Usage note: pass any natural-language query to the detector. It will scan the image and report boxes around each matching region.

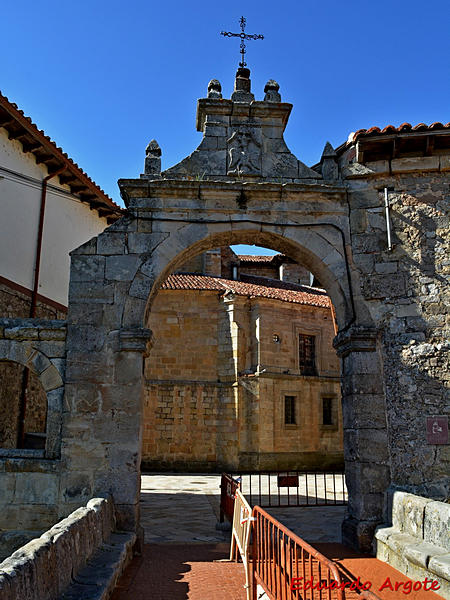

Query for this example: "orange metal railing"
[251,506,379,600]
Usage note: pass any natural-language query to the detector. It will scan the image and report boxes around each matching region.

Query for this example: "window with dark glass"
[298,334,316,375]
[322,397,333,426]
[284,396,296,425]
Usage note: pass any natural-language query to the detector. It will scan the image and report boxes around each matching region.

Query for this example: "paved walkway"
[140,473,346,544]
[111,474,445,600]
[111,543,246,600]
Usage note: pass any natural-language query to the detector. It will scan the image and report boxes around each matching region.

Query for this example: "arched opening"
[141,241,344,474]
[0,360,47,449]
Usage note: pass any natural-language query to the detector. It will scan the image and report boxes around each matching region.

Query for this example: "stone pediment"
[150,69,321,183]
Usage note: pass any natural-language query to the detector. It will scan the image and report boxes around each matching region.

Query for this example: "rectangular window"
[322,397,333,426]
[299,334,316,375]
[284,395,296,425]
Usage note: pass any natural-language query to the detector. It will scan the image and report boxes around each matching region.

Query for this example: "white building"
[0,91,122,318]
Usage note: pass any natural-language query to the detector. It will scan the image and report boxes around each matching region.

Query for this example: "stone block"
[395,303,422,317]
[374,261,398,274]
[67,324,106,353]
[71,237,97,255]
[114,353,144,385]
[391,156,439,173]
[127,231,169,255]
[352,233,383,254]
[362,273,406,299]
[429,553,450,581]
[39,364,63,391]
[0,473,16,504]
[105,254,141,282]
[440,156,450,171]
[352,252,374,273]
[97,232,127,255]
[342,394,387,429]
[344,428,390,463]
[14,473,58,504]
[392,491,431,536]
[424,501,450,549]
[404,542,448,569]
[348,188,381,209]
[345,462,390,494]
[4,327,39,341]
[342,372,385,396]
[28,350,51,375]
[36,341,66,358]
[350,209,367,234]
[367,208,386,231]
[70,256,105,282]
[60,472,93,504]
[69,282,114,304]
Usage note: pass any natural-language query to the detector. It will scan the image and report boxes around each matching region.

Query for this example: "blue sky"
[2,0,449,257]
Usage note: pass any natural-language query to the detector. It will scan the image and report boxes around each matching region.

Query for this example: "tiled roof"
[350,122,450,143]
[238,254,283,263]
[160,273,331,308]
[0,91,123,222]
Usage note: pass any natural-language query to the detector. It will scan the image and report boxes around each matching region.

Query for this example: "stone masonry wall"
[143,286,342,470]
[0,283,66,450]
[0,496,116,600]
[0,319,66,533]
[344,161,450,497]
[143,382,237,471]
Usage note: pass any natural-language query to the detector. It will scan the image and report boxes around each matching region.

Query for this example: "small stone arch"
[0,320,66,459]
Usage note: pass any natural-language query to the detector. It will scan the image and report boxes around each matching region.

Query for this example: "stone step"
[59,532,136,600]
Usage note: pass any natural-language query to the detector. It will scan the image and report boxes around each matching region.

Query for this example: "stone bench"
[374,491,449,597]
[0,497,136,600]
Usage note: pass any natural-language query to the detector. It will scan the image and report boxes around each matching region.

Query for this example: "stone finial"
[207,79,222,99]
[264,79,281,102]
[321,141,339,180]
[231,67,255,102]
[144,139,161,176]
[322,141,337,159]
[146,139,161,157]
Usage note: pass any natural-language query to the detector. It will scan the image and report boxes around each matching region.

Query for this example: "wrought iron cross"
[221,16,264,68]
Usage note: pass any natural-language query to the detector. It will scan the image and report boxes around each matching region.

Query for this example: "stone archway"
[0,322,66,460]
[63,184,390,551]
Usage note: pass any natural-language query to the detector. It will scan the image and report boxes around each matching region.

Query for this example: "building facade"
[0,93,122,450]
[143,249,342,471]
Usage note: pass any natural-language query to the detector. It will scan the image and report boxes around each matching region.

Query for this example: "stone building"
[0,93,122,451]
[143,247,342,471]
[0,65,448,575]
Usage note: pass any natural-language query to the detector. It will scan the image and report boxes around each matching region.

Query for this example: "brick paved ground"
[111,543,246,600]
[111,475,445,600]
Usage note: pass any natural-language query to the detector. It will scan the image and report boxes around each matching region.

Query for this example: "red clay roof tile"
[351,121,450,143]
[0,91,123,218]
[160,274,331,308]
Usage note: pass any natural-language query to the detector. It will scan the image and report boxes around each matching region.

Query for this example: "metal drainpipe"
[17,166,65,448]
[30,166,65,318]
[384,187,393,252]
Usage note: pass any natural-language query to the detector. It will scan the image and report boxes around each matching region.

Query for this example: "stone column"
[334,326,391,552]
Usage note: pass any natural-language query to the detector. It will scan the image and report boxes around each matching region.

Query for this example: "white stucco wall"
[0,128,110,306]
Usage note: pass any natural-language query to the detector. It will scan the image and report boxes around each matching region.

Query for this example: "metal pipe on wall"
[17,166,65,447]
[384,187,393,252]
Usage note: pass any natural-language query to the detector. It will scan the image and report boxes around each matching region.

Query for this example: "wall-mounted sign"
[426,416,448,445]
